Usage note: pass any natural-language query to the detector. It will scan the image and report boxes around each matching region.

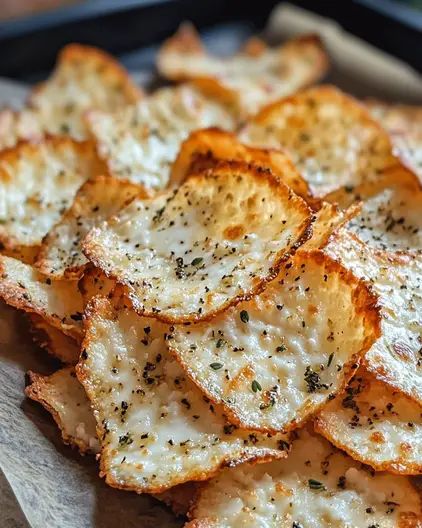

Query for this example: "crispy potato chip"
[240,85,416,199]
[169,250,380,432]
[77,296,290,493]
[326,230,422,405]
[315,368,422,475]
[29,314,80,364]
[346,184,422,253]
[78,265,116,307]
[0,256,84,340]
[186,428,422,527]
[157,24,329,117]
[170,127,311,200]
[25,367,99,454]
[83,161,312,323]
[34,175,145,279]
[0,137,104,249]
[86,85,236,189]
[367,99,422,183]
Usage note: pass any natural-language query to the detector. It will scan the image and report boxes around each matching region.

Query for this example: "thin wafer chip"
[29,314,80,364]
[367,99,422,183]
[326,229,422,405]
[157,24,329,117]
[169,250,380,432]
[170,127,311,200]
[77,296,290,493]
[0,256,84,340]
[0,137,104,250]
[186,428,422,527]
[83,161,312,323]
[240,85,416,199]
[25,367,99,454]
[315,368,422,475]
[346,184,422,253]
[78,265,116,307]
[86,85,236,189]
[35,175,145,279]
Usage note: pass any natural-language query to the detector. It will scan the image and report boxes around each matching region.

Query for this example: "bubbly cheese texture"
[326,230,422,405]
[367,100,422,184]
[187,428,422,528]
[0,256,84,340]
[170,127,310,199]
[25,367,99,454]
[35,175,144,279]
[170,250,379,432]
[83,161,312,323]
[29,314,81,365]
[240,86,412,199]
[77,297,289,493]
[86,85,236,190]
[157,25,328,117]
[315,368,422,475]
[347,185,422,253]
[0,137,103,248]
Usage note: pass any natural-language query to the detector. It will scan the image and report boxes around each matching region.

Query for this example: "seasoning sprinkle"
[240,310,249,323]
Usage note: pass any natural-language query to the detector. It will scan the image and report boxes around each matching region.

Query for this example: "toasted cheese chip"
[25,368,99,454]
[170,250,380,432]
[346,184,422,253]
[170,127,311,200]
[157,24,328,117]
[78,266,116,307]
[186,428,422,528]
[0,108,43,150]
[156,483,198,517]
[35,176,144,279]
[77,296,290,493]
[315,368,422,475]
[0,256,84,340]
[326,230,422,405]
[240,86,415,199]
[83,161,312,323]
[367,100,422,183]
[86,85,236,189]
[29,314,80,364]
[0,137,104,249]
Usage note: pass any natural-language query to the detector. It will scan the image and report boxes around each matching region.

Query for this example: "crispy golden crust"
[29,314,80,365]
[83,160,313,324]
[78,265,116,307]
[154,483,199,517]
[170,127,312,201]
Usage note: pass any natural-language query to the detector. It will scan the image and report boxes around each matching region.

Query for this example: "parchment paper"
[0,4,421,528]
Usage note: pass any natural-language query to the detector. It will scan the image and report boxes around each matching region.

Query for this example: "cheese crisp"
[77,296,290,493]
[186,428,421,528]
[170,250,380,432]
[86,85,236,189]
[157,24,329,117]
[241,86,414,200]
[83,161,312,323]
[315,368,422,475]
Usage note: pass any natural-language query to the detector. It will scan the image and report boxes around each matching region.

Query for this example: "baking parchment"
[0,4,421,528]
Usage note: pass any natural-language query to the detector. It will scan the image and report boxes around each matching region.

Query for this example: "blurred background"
[1,0,421,81]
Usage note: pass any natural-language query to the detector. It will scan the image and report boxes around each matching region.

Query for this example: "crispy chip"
[86,85,236,189]
[0,108,43,150]
[170,127,311,200]
[326,229,422,405]
[155,483,198,517]
[186,428,422,527]
[0,137,104,249]
[367,99,422,183]
[157,24,328,117]
[83,161,312,323]
[0,256,84,340]
[169,250,380,432]
[29,314,80,364]
[78,265,116,307]
[25,367,98,454]
[77,296,290,493]
[315,368,422,475]
[346,184,422,253]
[240,85,416,199]
[35,175,145,279]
